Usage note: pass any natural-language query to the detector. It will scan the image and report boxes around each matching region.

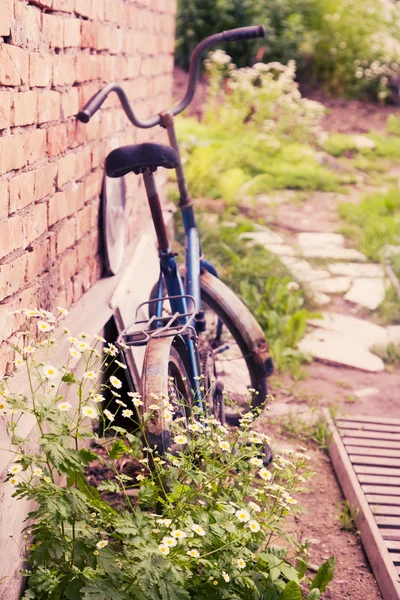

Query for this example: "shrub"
[176,0,400,101]
[3,308,334,599]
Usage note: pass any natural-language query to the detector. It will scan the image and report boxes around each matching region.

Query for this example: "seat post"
[142,168,170,252]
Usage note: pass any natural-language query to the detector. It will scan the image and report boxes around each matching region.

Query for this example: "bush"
[176,0,400,101]
[2,308,334,599]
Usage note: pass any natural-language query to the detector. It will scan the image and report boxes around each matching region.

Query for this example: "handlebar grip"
[77,86,112,122]
[221,25,265,43]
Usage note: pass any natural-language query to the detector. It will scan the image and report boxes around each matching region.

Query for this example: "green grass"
[324,129,400,164]
[372,341,400,369]
[339,187,400,261]
[176,118,348,203]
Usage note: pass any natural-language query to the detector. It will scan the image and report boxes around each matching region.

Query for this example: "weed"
[337,500,360,533]
[371,341,400,369]
[339,187,400,261]
[344,394,357,404]
[387,115,400,136]
[376,284,400,324]
[279,410,332,451]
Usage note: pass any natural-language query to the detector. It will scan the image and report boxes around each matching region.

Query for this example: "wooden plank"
[354,466,400,477]
[350,456,400,468]
[324,409,400,600]
[376,516,400,527]
[385,541,400,551]
[340,416,400,427]
[340,429,400,442]
[372,506,400,517]
[382,531,400,542]
[367,496,400,506]
[389,553,400,565]
[343,438,400,450]
[347,446,400,459]
[359,475,400,486]
[363,485,400,496]
[338,421,400,434]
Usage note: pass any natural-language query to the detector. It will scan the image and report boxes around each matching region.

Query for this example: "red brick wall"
[0,0,177,375]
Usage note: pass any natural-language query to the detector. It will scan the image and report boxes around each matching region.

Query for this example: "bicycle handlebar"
[77,25,265,128]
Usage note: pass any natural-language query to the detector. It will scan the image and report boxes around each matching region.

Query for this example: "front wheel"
[150,269,273,419]
[140,336,192,455]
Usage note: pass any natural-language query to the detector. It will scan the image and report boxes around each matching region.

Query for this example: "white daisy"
[103,409,115,421]
[96,540,108,549]
[109,376,122,389]
[247,519,260,533]
[42,365,59,379]
[57,401,72,412]
[235,508,250,523]
[259,468,272,482]
[82,406,97,419]
[37,321,52,333]
[191,524,206,536]
[187,549,200,558]
[83,370,97,380]
[158,543,169,556]
[122,409,133,418]
[174,435,187,445]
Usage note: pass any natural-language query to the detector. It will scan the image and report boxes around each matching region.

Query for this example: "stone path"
[241,228,395,373]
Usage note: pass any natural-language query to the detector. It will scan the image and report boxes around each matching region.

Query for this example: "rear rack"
[116,294,198,346]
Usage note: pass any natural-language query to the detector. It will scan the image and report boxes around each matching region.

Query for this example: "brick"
[0,92,11,130]
[29,53,53,87]
[26,241,49,281]
[0,45,29,86]
[57,153,76,188]
[14,3,41,48]
[41,13,64,48]
[47,124,68,157]
[75,0,91,18]
[0,0,12,36]
[90,0,104,20]
[35,162,58,200]
[0,255,27,299]
[74,146,91,180]
[0,342,14,377]
[23,202,47,247]
[56,217,75,253]
[61,88,79,118]
[84,171,102,201]
[80,20,97,49]
[0,216,23,260]
[25,129,46,165]
[37,91,60,124]
[0,135,26,174]
[68,180,85,213]
[63,18,81,47]
[52,0,74,11]
[0,180,8,219]
[49,190,67,226]
[76,231,97,269]
[12,92,38,127]
[53,55,76,87]
[9,171,36,212]
[76,205,91,238]
[58,249,78,288]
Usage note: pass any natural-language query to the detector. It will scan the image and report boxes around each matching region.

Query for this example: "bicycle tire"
[149,269,272,416]
[140,335,192,455]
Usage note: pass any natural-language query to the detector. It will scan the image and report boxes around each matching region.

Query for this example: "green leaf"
[310,557,336,593]
[306,590,321,600]
[281,581,302,600]
[109,439,128,460]
[62,372,75,385]
[296,558,307,580]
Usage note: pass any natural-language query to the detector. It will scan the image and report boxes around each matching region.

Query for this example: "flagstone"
[310,277,352,294]
[239,229,284,245]
[297,232,345,248]
[307,312,389,347]
[354,387,380,399]
[301,247,367,261]
[265,243,296,256]
[328,262,385,278]
[298,329,385,372]
[344,278,386,310]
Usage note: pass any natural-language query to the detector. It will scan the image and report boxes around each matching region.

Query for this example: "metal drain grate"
[326,412,400,600]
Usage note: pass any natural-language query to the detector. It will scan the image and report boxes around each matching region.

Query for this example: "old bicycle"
[77,25,274,453]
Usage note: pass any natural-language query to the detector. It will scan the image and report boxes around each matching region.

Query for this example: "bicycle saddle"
[105,143,179,177]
